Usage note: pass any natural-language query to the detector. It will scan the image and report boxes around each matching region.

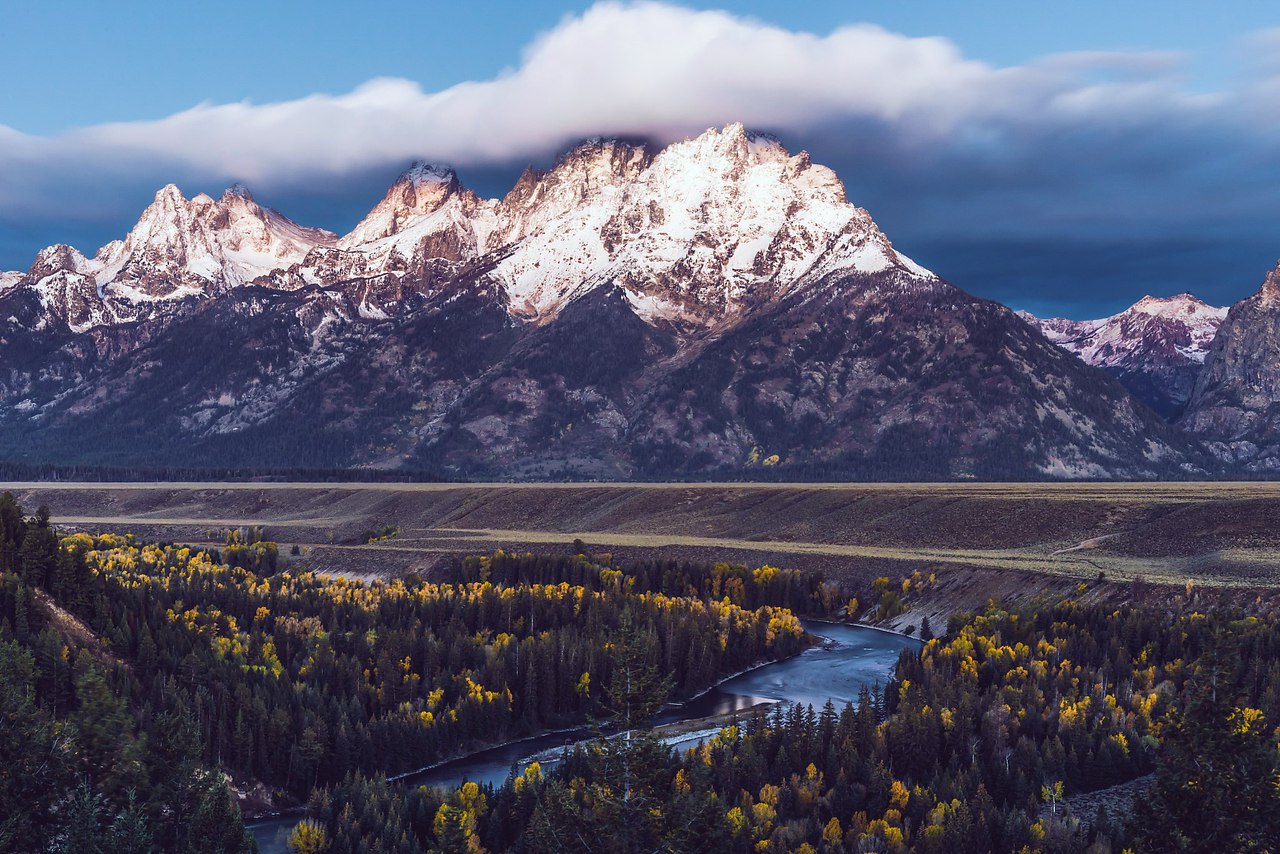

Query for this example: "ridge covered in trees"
[0,497,255,853]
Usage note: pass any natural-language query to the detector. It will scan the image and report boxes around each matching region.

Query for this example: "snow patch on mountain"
[1022,294,1227,418]
[1027,294,1225,369]
[3,124,938,334]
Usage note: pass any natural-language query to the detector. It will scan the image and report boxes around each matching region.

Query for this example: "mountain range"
[0,123,1274,480]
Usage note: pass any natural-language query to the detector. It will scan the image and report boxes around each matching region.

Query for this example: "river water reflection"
[251,620,920,852]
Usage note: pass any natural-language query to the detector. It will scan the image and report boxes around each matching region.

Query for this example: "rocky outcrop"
[1181,263,1280,469]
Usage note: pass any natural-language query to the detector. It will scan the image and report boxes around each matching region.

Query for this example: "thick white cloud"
[0,3,1239,192]
[2,0,1279,311]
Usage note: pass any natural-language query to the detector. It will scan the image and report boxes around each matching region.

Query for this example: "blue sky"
[3,0,1280,316]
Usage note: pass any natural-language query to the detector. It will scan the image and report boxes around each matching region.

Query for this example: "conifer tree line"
[0,460,450,483]
[0,493,824,851]
[2,489,1279,852]
[0,496,255,853]
[305,602,1280,853]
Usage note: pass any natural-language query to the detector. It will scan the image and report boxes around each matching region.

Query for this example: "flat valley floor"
[9,480,1280,600]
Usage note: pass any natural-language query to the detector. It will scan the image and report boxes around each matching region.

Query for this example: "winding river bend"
[250,621,920,853]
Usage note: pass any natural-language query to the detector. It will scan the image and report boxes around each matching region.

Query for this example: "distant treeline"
[0,460,451,483]
[0,422,1270,483]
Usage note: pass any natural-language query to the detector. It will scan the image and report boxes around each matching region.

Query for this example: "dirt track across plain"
[9,481,1280,590]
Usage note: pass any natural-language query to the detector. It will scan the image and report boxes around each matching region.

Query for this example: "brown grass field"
[6,481,1280,598]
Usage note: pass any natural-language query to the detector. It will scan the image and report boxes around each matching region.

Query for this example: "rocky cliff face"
[1024,294,1227,418]
[1181,263,1280,469]
[0,124,1206,479]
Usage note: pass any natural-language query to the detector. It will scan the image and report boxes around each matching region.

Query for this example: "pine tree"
[1131,634,1280,852]
[12,581,30,642]
[0,639,74,851]
[70,652,145,798]
[18,521,58,588]
[524,780,591,854]
[180,772,255,854]
[105,789,154,854]
[604,610,673,730]
[52,781,107,854]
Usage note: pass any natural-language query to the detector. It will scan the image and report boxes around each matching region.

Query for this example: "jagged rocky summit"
[1180,262,1280,470]
[1022,294,1226,419]
[0,124,1207,479]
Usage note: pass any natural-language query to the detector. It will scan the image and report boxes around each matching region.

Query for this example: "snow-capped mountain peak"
[402,161,458,186]
[1032,294,1225,365]
[339,161,470,248]
[1025,293,1226,417]
[221,183,255,203]
[95,183,333,298]
[0,270,21,297]
[489,124,933,324]
[1129,293,1225,323]
[10,124,936,331]
[6,182,336,312]
[27,244,91,279]
[681,121,785,165]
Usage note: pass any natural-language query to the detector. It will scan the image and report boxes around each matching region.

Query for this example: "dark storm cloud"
[1,3,1279,315]
[783,109,1280,313]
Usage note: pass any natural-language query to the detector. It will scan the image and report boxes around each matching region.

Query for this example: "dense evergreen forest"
[303,601,1280,853]
[0,501,256,853]
[2,491,1279,852]
[0,494,822,852]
